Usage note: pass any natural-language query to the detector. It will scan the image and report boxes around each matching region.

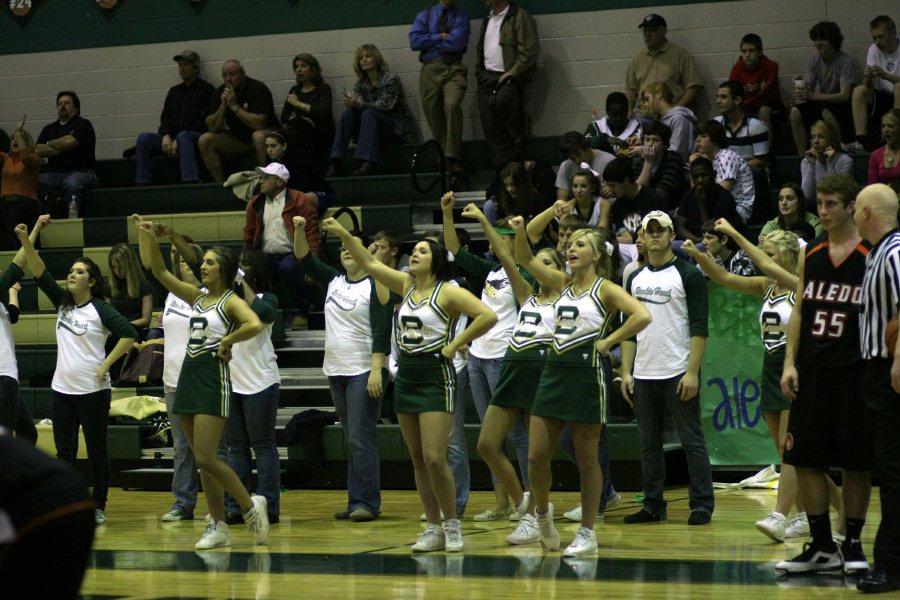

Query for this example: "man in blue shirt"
[409,0,471,180]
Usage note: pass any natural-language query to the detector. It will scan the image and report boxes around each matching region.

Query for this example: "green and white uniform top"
[230,292,280,395]
[505,293,556,361]
[759,282,795,354]
[36,270,137,394]
[186,290,235,359]
[396,281,457,356]
[549,278,614,366]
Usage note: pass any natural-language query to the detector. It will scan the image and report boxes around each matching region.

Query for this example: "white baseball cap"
[255,162,290,183]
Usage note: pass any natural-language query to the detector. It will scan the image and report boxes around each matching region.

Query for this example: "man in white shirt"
[475,0,539,168]
[849,15,900,152]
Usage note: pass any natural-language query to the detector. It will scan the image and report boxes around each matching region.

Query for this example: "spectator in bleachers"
[242,163,319,331]
[134,50,215,186]
[729,33,781,149]
[565,168,603,228]
[676,157,741,243]
[35,91,97,218]
[409,0,470,182]
[759,182,823,243]
[625,14,703,122]
[555,132,614,201]
[327,44,418,177]
[107,243,153,335]
[800,120,853,209]
[714,80,769,172]
[475,0,539,169]
[294,220,394,523]
[0,123,40,250]
[640,82,696,165]
[602,156,666,244]
[868,108,900,186]
[263,130,334,212]
[790,22,862,156]
[370,229,410,272]
[223,249,281,526]
[524,200,586,254]
[280,53,334,183]
[697,220,756,277]
[849,16,900,153]
[585,92,642,155]
[692,120,756,225]
[484,160,552,224]
[633,120,688,210]
[199,60,278,184]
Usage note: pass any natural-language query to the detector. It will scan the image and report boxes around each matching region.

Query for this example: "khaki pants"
[419,60,468,160]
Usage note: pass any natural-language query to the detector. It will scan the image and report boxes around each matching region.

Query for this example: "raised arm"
[780,250,805,400]
[320,217,410,296]
[714,218,798,291]
[134,217,201,305]
[292,215,312,260]
[440,192,461,254]
[510,216,566,295]
[461,204,532,305]
[11,214,49,268]
[680,238,767,297]
[14,224,46,280]
[525,200,565,246]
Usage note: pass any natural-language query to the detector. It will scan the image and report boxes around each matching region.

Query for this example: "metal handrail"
[410,139,447,195]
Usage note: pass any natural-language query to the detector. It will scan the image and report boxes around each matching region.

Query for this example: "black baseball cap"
[639,14,667,29]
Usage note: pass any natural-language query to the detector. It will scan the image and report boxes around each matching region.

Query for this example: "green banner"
[700,282,780,466]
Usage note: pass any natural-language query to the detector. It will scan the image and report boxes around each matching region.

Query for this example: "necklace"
[885,146,900,167]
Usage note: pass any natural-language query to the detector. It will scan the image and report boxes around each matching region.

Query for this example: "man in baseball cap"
[622,204,713,526]
[243,161,319,330]
[625,13,703,121]
[133,50,214,185]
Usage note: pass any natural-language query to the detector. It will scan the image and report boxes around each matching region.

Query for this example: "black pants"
[0,376,36,444]
[864,358,900,575]
[53,389,112,510]
[0,195,38,251]
[476,71,529,169]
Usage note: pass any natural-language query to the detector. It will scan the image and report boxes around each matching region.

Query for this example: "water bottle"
[67,196,78,219]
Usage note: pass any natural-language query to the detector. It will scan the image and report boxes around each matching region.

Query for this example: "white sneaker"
[785,512,810,538]
[563,504,602,523]
[244,495,270,545]
[537,504,560,551]
[411,524,446,552]
[506,513,541,545]
[755,512,787,542]
[515,492,531,516]
[563,526,598,557]
[774,542,842,574]
[195,520,230,550]
[444,519,463,552]
[473,506,512,522]
[95,509,107,526]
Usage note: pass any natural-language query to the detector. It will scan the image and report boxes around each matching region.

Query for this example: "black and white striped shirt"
[860,230,900,359]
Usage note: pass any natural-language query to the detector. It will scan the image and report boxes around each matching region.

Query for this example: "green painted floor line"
[87,548,836,587]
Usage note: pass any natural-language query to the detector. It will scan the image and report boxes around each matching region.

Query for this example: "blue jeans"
[37,171,98,205]
[329,371,385,514]
[447,366,470,516]
[165,387,226,516]
[52,389,111,510]
[632,375,714,515]
[468,355,529,486]
[269,253,308,314]
[330,107,401,165]
[135,130,202,184]
[224,383,281,517]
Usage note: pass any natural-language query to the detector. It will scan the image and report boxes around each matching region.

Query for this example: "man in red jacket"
[243,162,319,329]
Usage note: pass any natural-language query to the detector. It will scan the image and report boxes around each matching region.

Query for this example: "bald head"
[856,183,899,243]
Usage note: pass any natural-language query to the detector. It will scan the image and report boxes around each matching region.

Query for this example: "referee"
[856,183,900,594]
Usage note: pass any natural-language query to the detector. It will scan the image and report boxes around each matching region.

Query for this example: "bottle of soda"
[68,196,78,219]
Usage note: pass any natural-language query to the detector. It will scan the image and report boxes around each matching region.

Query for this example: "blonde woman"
[800,120,852,207]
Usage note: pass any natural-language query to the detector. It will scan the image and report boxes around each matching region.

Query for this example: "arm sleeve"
[678,50,703,90]
[301,201,320,254]
[309,84,333,121]
[246,81,276,117]
[624,57,638,95]
[71,119,95,147]
[298,253,338,290]
[158,88,175,136]
[800,159,816,202]
[652,152,687,203]
[249,292,278,325]
[435,10,471,54]
[683,265,709,337]
[97,301,139,340]
[6,304,19,324]
[453,248,494,280]
[243,202,257,249]
[280,86,298,124]
[368,283,396,355]
[508,13,539,78]
[0,263,24,294]
[36,269,66,309]
[368,75,402,112]
[409,9,440,51]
